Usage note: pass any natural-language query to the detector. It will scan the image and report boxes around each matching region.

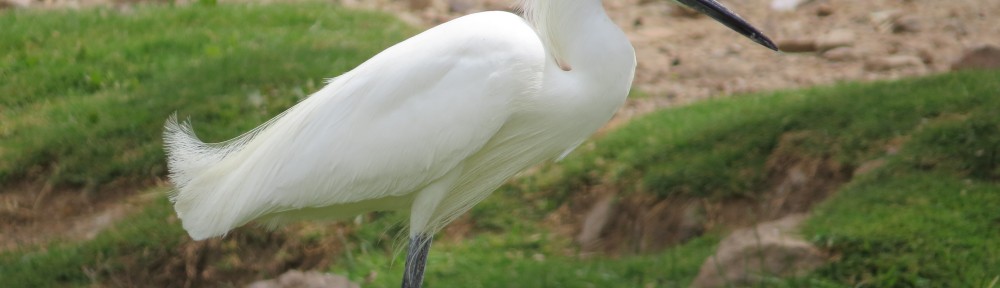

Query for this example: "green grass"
[0,2,413,187]
[803,109,1000,287]
[418,234,718,288]
[806,174,1000,287]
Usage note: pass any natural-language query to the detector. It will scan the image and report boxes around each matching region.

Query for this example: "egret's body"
[167,5,633,240]
[165,1,775,287]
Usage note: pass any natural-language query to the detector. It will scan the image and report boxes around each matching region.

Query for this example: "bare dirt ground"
[0,180,157,251]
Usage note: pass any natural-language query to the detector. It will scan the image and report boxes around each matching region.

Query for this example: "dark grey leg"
[401,234,433,288]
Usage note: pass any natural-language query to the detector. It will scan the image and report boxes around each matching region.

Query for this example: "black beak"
[675,0,779,51]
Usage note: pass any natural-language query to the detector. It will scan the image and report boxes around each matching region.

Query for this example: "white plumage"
[165,4,635,240]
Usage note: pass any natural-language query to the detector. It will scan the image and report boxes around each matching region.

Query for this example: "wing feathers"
[165,11,544,239]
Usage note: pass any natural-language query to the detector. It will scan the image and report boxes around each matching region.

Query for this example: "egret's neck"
[519,0,634,72]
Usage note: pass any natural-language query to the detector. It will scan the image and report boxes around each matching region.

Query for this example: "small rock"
[776,38,818,53]
[865,55,924,71]
[247,270,359,288]
[917,48,936,65]
[951,45,1000,71]
[814,4,833,17]
[576,195,616,249]
[816,29,856,51]
[690,214,825,288]
[770,0,809,12]
[821,47,859,61]
[892,15,922,33]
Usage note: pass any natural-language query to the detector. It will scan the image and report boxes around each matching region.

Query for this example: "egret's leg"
[402,234,433,288]
[403,166,458,288]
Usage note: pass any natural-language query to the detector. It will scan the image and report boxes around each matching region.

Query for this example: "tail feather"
[163,114,224,192]
[162,75,351,239]
[163,113,287,239]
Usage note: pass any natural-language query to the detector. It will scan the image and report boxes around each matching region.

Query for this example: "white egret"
[163,0,777,287]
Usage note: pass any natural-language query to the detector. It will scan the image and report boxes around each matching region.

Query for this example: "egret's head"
[674,0,779,51]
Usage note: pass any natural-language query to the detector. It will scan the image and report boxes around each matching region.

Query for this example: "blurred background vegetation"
[1,1,998,287]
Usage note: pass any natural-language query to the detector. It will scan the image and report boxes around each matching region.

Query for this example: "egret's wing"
[166,12,544,239]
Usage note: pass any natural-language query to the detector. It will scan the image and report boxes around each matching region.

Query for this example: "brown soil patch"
[550,131,855,255]
[0,179,153,251]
